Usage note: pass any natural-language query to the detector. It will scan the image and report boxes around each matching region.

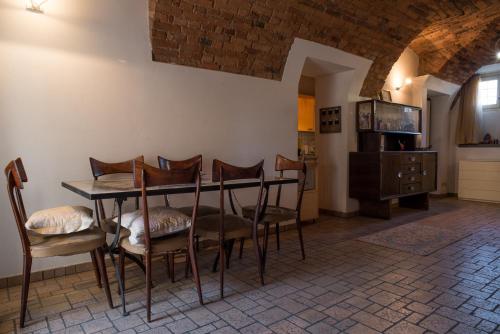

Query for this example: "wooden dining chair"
[158,155,219,281]
[5,158,113,328]
[118,159,203,322]
[158,155,219,216]
[89,156,144,288]
[242,154,307,266]
[196,159,266,298]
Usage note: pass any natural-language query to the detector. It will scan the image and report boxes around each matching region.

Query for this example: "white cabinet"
[459,160,500,203]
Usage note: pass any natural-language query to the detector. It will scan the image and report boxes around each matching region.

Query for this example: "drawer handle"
[397,172,402,178]
[422,170,427,176]
[410,157,416,162]
[408,186,415,191]
[410,176,415,181]
[410,166,416,172]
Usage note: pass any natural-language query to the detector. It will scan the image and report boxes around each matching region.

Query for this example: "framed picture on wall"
[379,90,392,102]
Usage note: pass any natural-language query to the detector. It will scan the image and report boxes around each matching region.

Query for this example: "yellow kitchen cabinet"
[298,95,315,132]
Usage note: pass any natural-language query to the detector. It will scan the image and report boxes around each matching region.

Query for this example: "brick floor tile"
[218,309,254,329]
[350,310,392,332]
[306,321,340,334]
[420,314,458,333]
[387,321,425,334]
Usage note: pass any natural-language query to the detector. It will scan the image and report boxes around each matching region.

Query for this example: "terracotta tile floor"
[1,198,499,333]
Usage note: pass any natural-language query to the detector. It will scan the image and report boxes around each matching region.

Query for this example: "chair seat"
[197,214,252,240]
[29,228,106,258]
[242,205,296,223]
[119,232,188,256]
[177,205,220,217]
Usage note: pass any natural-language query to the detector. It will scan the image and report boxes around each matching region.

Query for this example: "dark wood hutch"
[349,99,437,219]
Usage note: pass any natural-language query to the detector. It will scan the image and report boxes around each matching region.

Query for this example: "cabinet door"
[380,153,401,197]
[298,95,315,132]
[422,153,437,192]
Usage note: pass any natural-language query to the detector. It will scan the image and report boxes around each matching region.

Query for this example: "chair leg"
[145,251,152,322]
[252,228,265,286]
[20,254,32,328]
[219,239,225,298]
[169,253,175,283]
[275,223,280,251]
[90,251,102,288]
[225,239,235,269]
[188,240,204,305]
[263,222,270,271]
[239,238,245,259]
[96,247,113,308]
[212,251,220,272]
[118,247,125,294]
[296,218,306,260]
[184,252,190,279]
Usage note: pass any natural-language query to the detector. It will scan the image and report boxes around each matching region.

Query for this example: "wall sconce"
[395,78,412,90]
[26,0,48,13]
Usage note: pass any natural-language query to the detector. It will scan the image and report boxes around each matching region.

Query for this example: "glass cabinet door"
[374,102,420,133]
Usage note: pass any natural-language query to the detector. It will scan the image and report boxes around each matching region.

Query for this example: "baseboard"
[430,193,458,198]
[0,259,105,289]
[0,220,317,288]
[319,208,358,218]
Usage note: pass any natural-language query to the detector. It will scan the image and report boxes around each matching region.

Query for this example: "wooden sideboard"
[349,151,437,219]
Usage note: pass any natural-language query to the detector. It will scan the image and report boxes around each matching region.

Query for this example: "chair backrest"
[274,154,307,212]
[158,155,202,171]
[89,156,144,219]
[157,155,202,207]
[5,158,30,254]
[211,159,265,225]
[133,159,201,250]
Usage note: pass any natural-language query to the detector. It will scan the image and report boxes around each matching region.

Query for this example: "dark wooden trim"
[458,144,500,148]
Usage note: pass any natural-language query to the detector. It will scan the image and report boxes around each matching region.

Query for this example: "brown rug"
[358,221,470,256]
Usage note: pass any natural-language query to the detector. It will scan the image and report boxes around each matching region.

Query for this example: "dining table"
[61,176,298,315]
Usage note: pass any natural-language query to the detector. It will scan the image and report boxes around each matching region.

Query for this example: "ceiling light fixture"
[26,0,48,13]
[395,77,413,91]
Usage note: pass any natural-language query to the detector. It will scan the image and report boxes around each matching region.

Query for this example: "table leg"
[109,198,129,316]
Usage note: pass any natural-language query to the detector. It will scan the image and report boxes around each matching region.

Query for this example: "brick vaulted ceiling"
[149,0,500,97]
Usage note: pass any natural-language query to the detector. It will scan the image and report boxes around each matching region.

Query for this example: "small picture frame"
[379,90,392,102]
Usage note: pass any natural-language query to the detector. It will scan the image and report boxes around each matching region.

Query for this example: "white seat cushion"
[114,206,191,245]
[25,206,94,235]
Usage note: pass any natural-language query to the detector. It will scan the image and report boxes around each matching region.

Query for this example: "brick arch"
[149,0,500,97]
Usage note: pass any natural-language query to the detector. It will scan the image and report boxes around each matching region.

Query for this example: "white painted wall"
[383,48,420,105]
[283,42,372,214]
[0,1,374,277]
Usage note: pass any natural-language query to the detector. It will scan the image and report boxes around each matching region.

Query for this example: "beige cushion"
[25,206,94,235]
[28,227,105,258]
[120,232,187,256]
[177,205,220,217]
[114,206,190,245]
[242,205,296,223]
[197,214,252,240]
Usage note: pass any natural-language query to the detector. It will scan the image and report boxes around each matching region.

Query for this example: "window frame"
[480,72,500,112]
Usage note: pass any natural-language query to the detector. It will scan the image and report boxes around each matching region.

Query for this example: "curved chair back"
[133,160,201,250]
[211,159,265,224]
[89,156,144,220]
[157,155,202,207]
[274,154,307,213]
[5,158,30,254]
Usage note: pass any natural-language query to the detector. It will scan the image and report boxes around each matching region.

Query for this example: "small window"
[479,79,498,107]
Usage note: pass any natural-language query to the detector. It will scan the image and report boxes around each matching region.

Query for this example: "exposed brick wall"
[149,0,500,97]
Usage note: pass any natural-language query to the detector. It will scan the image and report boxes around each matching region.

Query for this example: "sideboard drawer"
[401,174,421,184]
[400,183,421,194]
[402,154,422,164]
[402,164,421,174]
